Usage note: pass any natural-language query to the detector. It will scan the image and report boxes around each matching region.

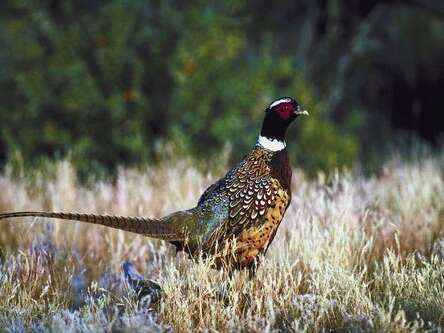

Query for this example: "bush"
[0,1,362,176]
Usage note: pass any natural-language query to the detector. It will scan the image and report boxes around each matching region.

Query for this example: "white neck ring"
[257,135,286,151]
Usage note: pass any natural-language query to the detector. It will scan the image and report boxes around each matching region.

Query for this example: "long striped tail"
[0,211,183,240]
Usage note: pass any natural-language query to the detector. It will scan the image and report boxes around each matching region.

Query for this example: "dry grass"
[0,154,444,332]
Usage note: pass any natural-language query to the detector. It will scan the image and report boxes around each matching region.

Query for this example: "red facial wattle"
[277,104,294,120]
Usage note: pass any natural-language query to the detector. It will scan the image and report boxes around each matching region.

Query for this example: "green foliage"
[0,0,442,176]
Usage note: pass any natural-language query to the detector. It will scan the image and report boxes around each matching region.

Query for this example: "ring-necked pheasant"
[0,97,308,271]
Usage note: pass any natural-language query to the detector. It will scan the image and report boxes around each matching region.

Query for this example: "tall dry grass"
[0,154,443,332]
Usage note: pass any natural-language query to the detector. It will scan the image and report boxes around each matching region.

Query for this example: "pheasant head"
[258,97,309,151]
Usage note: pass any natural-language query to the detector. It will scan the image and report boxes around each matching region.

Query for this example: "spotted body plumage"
[198,147,291,269]
[0,97,308,273]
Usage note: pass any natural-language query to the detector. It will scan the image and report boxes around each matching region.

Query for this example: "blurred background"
[0,0,443,177]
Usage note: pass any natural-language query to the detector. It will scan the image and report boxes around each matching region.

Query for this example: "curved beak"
[294,105,309,116]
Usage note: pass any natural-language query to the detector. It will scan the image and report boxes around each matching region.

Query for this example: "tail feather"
[0,211,180,240]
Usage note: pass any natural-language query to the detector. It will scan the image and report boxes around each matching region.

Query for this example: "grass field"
[0,154,444,332]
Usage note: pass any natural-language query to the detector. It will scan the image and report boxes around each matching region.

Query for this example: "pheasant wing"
[206,148,276,244]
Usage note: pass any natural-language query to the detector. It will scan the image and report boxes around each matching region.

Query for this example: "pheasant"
[0,97,308,272]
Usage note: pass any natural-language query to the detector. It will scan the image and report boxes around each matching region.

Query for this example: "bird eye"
[274,103,293,120]
[281,104,292,113]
